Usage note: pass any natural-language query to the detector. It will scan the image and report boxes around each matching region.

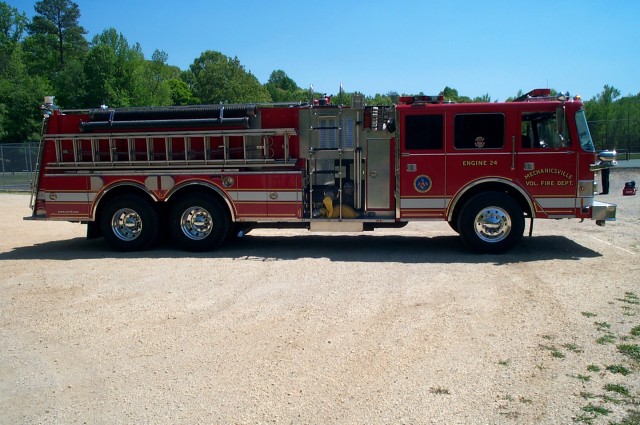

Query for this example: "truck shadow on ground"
[1,233,601,264]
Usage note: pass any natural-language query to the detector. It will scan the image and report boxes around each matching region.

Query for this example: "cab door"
[398,111,447,219]
[516,107,578,218]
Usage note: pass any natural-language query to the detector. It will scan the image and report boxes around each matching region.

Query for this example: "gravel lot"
[1,169,639,424]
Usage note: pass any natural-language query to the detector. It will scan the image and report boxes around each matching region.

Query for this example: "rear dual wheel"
[100,194,160,251]
[169,194,230,252]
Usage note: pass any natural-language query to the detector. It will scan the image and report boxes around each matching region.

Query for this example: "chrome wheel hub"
[473,207,511,243]
[111,208,142,241]
[180,206,213,240]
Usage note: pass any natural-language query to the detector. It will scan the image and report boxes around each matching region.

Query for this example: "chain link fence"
[0,142,39,191]
[588,118,640,160]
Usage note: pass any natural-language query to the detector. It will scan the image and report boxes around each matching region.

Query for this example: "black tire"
[457,191,524,254]
[99,194,160,251]
[448,218,460,234]
[169,193,230,252]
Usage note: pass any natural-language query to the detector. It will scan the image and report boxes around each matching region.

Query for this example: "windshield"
[575,109,595,152]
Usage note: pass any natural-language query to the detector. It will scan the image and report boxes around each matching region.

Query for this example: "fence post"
[28,142,34,172]
[1,145,5,190]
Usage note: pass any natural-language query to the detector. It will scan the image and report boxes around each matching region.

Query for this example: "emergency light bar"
[512,89,552,102]
[398,95,444,105]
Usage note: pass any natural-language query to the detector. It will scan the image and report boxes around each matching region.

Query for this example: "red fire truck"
[26,88,616,253]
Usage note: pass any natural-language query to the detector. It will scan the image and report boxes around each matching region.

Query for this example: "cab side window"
[454,113,504,149]
[404,114,443,150]
[521,112,571,148]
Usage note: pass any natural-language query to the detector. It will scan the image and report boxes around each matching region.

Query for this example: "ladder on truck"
[44,128,297,170]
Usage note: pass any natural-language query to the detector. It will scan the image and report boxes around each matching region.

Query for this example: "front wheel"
[457,192,524,254]
[169,194,230,252]
[100,194,160,251]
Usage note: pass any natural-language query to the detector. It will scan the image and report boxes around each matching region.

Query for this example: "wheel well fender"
[165,181,236,222]
[92,182,158,222]
[447,179,533,223]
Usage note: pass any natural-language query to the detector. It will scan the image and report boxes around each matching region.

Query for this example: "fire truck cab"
[27,89,616,254]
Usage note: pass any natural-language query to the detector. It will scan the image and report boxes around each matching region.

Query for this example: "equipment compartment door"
[267,172,302,218]
[366,138,393,210]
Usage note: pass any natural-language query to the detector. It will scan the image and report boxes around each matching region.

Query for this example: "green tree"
[52,57,85,107]
[0,2,27,70]
[84,28,145,107]
[441,86,459,102]
[83,43,118,107]
[168,77,196,105]
[135,49,173,106]
[0,102,6,139]
[264,69,306,102]
[366,92,397,105]
[0,2,27,48]
[473,93,492,103]
[0,45,50,142]
[28,0,87,67]
[596,84,621,105]
[267,70,297,92]
[586,85,620,150]
[189,50,271,104]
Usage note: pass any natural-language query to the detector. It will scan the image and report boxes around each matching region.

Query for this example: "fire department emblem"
[414,175,432,193]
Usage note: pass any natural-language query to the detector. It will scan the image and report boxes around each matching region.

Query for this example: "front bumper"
[592,200,616,226]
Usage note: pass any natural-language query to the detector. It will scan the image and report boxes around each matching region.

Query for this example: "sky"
[10,0,640,101]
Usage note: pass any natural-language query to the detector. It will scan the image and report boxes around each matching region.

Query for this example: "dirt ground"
[1,169,639,425]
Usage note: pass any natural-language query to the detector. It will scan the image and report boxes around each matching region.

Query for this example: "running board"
[310,221,363,232]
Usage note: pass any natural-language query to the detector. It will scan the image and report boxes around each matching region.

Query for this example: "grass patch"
[605,364,631,376]
[604,383,630,397]
[579,391,596,400]
[574,404,613,423]
[582,404,611,416]
[601,394,623,405]
[596,334,617,345]
[576,374,591,382]
[617,344,640,362]
[618,292,640,305]
[595,321,611,331]
[563,343,582,353]
[570,292,639,423]
[539,344,565,358]
[621,306,636,317]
